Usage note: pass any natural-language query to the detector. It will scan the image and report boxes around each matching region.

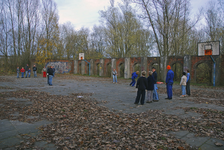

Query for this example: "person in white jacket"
[180,72,187,97]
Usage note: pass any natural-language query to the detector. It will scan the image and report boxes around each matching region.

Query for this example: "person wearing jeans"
[48,66,54,86]
[180,72,187,97]
[33,65,37,77]
[152,67,159,101]
[25,64,29,78]
[112,69,117,83]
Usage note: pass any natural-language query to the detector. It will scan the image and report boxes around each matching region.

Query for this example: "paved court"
[0,75,223,149]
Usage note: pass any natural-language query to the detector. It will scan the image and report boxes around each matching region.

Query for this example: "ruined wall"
[44,55,224,85]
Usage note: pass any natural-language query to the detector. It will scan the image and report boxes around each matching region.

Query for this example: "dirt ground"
[0,74,224,150]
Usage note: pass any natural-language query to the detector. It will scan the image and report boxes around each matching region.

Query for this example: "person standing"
[134,71,148,105]
[25,64,29,78]
[165,65,174,100]
[152,67,159,101]
[180,72,187,97]
[20,67,25,78]
[130,71,139,87]
[112,69,118,83]
[186,70,191,96]
[146,71,156,103]
[42,66,47,78]
[33,65,37,77]
[48,66,54,86]
[17,67,20,78]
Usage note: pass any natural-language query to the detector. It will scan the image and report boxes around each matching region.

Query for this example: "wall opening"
[86,64,89,75]
[172,63,182,81]
[95,63,100,76]
[133,63,140,73]
[79,63,81,74]
[119,63,124,78]
[196,63,211,85]
[106,63,112,77]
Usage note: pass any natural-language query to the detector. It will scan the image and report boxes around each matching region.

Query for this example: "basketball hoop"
[198,41,220,56]
[79,53,84,60]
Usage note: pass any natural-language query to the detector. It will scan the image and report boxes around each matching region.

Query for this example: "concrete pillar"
[124,58,130,79]
[99,59,104,76]
[111,59,116,77]
[184,55,191,72]
[90,59,94,76]
[81,60,85,75]
[160,56,168,82]
[74,60,78,74]
[141,57,148,72]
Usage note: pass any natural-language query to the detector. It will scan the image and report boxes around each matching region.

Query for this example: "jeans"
[186,81,190,95]
[21,72,24,78]
[17,73,19,78]
[28,72,30,78]
[49,75,53,85]
[25,71,28,78]
[113,75,117,83]
[134,89,146,105]
[130,78,136,86]
[181,85,186,95]
[153,84,159,100]
[33,71,37,77]
[166,83,173,99]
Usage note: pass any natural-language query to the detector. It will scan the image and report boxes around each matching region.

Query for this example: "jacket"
[147,75,155,90]
[33,67,37,71]
[20,68,25,73]
[136,76,148,90]
[132,72,138,79]
[152,71,157,82]
[166,70,174,84]
[48,68,54,75]
[25,66,29,71]
[180,75,187,85]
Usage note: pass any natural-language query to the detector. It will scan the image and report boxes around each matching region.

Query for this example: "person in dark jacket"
[152,67,159,101]
[165,65,174,100]
[25,64,29,78]
[146,71,156,103]
[47,66,54,86]
[130,71,139,86]
[134,71,148,105]
[33,65,37,77]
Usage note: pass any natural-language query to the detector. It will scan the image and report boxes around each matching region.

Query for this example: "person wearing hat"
[134,71,148,105]
[165,65,174,99]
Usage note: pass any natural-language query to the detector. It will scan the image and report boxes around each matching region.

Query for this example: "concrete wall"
[45,55,224,85]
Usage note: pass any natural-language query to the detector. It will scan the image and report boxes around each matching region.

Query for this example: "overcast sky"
[54,0,212,30]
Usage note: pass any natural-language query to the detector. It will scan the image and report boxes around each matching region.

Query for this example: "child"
[17,67,20,78]
[180,72,187,97]
[134,71,148,105]
[20,67,25,78]
[146,71,156,103]
[28,68,31,78]
[130,71,139,86]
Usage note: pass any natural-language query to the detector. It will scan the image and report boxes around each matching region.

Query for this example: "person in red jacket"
[20,67,25,78]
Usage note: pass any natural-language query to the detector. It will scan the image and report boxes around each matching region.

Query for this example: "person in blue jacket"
[130,71,139,87]
[165,65,174,100]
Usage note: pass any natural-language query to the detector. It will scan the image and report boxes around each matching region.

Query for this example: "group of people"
[16,65,56,86]
[17,64,37,78]
[130,65,190,105]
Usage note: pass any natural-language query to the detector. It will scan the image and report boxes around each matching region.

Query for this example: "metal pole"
[84,59,91,76]
[210,56,215,86]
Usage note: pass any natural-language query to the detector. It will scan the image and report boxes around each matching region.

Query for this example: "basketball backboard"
[79,53,84,60]
[198,41,220,56]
